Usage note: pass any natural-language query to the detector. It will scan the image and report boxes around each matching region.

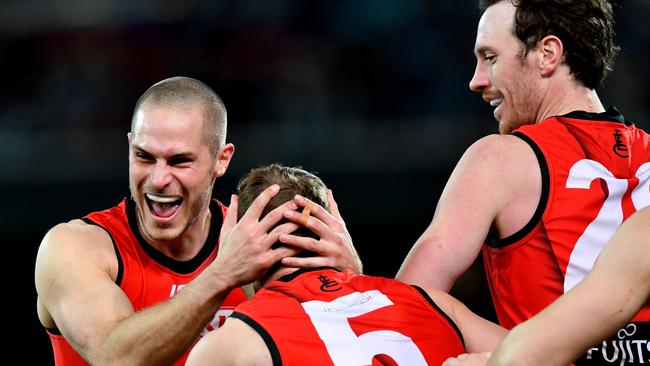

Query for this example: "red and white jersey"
[233,268,465,366]
[46,198,247,366]
[483,108,650,363]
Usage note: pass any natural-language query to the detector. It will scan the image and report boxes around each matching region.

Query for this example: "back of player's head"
[131,76,227,155]
[237,163,329,220]
[478,0,619,89]
[237,164,330,288]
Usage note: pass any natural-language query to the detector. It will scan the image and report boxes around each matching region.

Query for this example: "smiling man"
[397,1,650,363]
[35,77,361,366]
[128,85,228,249]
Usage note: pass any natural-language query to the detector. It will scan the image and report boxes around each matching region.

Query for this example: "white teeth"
[146,194,180,203]
[490,99,503,107]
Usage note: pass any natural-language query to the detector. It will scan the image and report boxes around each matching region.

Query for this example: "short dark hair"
[479,0,619,89]
[237,163,329,221]
[132,76,227,155]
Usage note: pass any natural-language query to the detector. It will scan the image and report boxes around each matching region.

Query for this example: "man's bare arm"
[427,289,507,353]
[397,134,539,291]
[37,221,229,365]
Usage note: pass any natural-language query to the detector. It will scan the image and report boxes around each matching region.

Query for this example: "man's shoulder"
[463,134,536,169]
[43,219,116,257]
[36,218,119,297]
[452,133,541,207]
[52,218,110,236]
[187,316,273,366]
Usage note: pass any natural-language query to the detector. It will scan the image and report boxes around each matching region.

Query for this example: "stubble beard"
[129,182,214,243]
[501,70,540,134]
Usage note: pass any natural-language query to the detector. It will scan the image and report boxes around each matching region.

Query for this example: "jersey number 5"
[301,290,427,366]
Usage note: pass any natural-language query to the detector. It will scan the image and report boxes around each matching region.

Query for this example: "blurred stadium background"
[1,0,647,362]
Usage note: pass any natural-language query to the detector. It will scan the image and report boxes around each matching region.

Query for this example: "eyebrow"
[474,45,493,57]
[169,153,197,161]
[132,146,196,160]
[131,145,150,154]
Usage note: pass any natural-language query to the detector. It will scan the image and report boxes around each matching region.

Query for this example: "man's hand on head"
[279,190,363,274]
[212,185,301,288]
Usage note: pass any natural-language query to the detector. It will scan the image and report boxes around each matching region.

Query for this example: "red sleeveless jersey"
[233,268,465,366]
[483,108,650,363]
[46,198,247,366]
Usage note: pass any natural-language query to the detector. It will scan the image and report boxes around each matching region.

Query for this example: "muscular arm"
[488,206,650,366]
[35,220,246,366]
[186,317,272,366]
[35,185,300,365]
[397,134,540,291]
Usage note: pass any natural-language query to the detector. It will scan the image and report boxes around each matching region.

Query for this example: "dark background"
[2,0,647,363]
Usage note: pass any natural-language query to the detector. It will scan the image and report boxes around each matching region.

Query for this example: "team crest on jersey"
[612,130,629,158]
[317,274,342,292]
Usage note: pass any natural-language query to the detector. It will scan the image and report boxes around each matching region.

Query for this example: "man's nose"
[469,61,489,92]
[150,162,173,188]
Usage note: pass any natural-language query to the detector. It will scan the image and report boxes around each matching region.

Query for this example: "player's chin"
[142,210,187,240]
[146,224,184,242]
[498,119,517,135]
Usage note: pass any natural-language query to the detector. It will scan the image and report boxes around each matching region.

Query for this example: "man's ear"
[538,35,564,78]
[127,132,132,144]
[213,143,235,178]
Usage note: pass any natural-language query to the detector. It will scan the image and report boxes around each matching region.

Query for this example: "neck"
[257,266,299,290]
[536,77,605,123]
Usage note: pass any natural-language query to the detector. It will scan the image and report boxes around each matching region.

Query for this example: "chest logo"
[318,274,342,292]
[612,129,629,158]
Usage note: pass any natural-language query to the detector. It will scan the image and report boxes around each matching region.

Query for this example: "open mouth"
[145,193,183,219]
